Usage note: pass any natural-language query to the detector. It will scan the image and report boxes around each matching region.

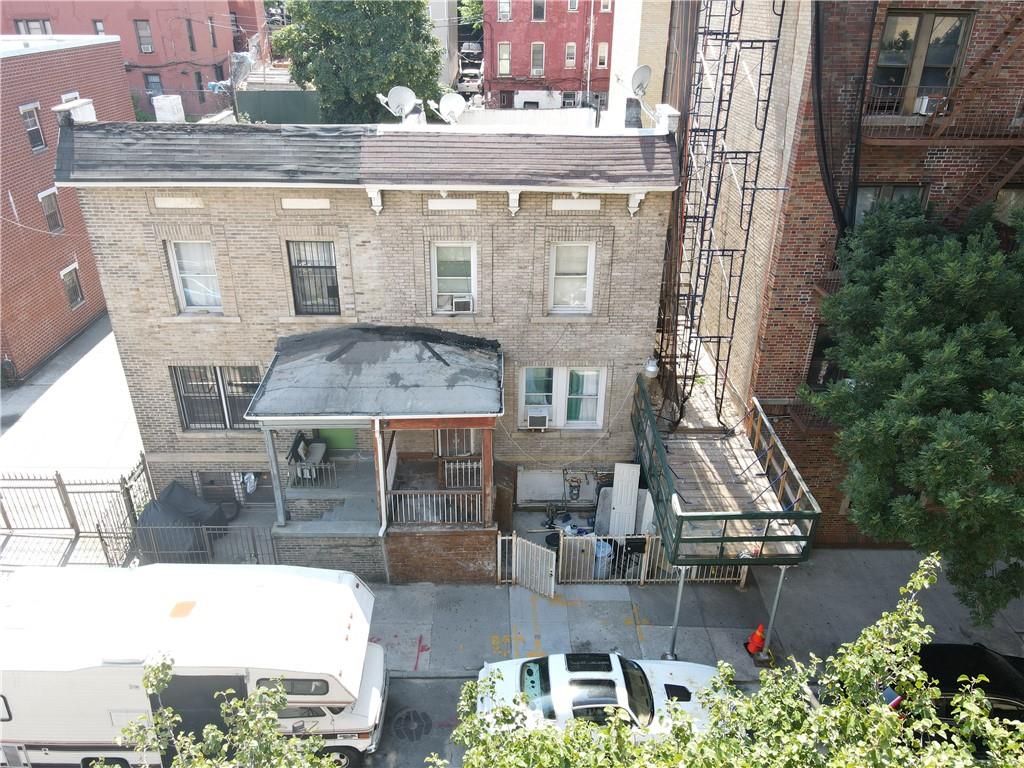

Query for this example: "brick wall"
[272,532,388,582]
[0,39,132,379]
[385,526,498,583]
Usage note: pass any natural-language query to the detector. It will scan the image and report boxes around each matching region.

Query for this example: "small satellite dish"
[386,85,418,117]
[631,65,653,98]
[438,93,467,124]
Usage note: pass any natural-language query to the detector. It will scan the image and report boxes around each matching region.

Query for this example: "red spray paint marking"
[413,634,430,672]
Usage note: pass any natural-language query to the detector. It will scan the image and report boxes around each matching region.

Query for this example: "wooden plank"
[381,416,497,430]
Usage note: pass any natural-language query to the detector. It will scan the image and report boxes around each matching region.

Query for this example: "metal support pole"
[662,567,686,660]
[263,428,287,527]
[755,565,788,665]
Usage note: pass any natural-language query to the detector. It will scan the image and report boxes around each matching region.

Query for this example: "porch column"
[373,418,388,535]
[262,428,287,527]
[481,427,494,525]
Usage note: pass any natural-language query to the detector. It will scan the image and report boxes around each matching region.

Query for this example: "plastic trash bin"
[593,540,613,579]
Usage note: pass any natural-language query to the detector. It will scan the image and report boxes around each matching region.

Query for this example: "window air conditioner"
[531,68,544,77]
[451,295,474,313]
[140,44,154,53]
[527,406,550,431]
[913,96,931,115]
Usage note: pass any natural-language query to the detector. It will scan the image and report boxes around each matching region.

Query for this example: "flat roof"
[54,121,679,190]
[246,325,503,421]
[0,34,121,58]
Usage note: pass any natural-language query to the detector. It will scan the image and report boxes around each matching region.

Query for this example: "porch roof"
[246,325,503,422]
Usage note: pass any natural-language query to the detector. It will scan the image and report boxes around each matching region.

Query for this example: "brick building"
[661,1,1023,545]
[55,117,679,582]
[482,0,615,109]
[0,35,133,383]
[1,0,267,119]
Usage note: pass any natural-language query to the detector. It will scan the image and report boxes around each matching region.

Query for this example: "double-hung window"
[168,241,221,311]
[568,0,579,11]
[171,365,260,430]
[20,104,44,150]
[565,42,577,68]
[208,17,218,47]
[498,0,511,21]
[195,71,206,103]
[521,367,606,428]
[134,19,154,53]
[562,91,578,108]
[60,263,84,308]
[597,42,609,68]
[533,0,546,21]
[854,184,926,225]
[531,42,545,76]
[498,42,511,76]
[93,20,105,35]
[287,241,340,315]
[550,243,595,313]
[432,243,476,314]
[186,19,196,51]
[38,189,63,233]
[15,19,52,35]
[144,73,164,95]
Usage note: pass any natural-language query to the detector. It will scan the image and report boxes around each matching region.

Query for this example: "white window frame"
[549,242,595,313]
[20,103,44,150]
[531,42,545,76]
[565,42,577,68]
[144,73,164,95]
[562,91,578,108]
[431,242,477,315]
[497,42,511,76]
[533,0,546,22]
[600,0,611,11]
[134,19,154,53]
[167,240,222,312]
[498,0,511,21]
[93,19,104,34]
[61,91,80,103]
[597,42,609,68]
[569,0,579,10]
[37,188,63,233]
[519,366,607,429]
[60,262,85,308]
[15,19,52,35]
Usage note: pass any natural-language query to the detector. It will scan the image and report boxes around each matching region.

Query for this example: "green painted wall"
[236,90,322,124]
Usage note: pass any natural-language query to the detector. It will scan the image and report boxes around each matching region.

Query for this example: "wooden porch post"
[262,428,287,527]
[481,427,494,525]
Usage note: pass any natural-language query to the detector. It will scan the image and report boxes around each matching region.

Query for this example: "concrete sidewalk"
[369,549,1023,681]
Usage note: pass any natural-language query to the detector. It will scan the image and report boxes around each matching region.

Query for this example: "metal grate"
[288,241,340,315]
[221,366,260,429]
[172,366,225,429]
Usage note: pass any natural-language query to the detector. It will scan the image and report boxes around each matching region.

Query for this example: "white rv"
[0,565,388,768]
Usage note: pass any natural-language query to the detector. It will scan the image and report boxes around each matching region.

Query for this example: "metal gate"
[498,532,555,598]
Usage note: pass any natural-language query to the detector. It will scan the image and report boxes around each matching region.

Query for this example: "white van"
[0,565,388,768]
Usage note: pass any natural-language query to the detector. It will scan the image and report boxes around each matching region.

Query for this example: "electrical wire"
[1,217,66,237]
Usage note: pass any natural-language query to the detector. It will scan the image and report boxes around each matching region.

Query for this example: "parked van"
[0,565,388,768]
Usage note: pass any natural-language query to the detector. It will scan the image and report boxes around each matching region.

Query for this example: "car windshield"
[520,659,555,719]
[619,657,654,726]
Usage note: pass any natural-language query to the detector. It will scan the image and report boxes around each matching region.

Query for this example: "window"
[619,656,654,726]
[562,91,578,108]
[550,242,594,312]
[853,184,926,225]
[172,365,260,430]
[134,20,154,53]
[0,694,10,721]
[597,42,609,68]
[569,678,619,719]
[195,72,206,103]
[208,17,217,47]
[93,19,105,34]
[521,367,606,428]
[20,104,44,150]
[498,42,511,76]
[498,0,511,21]
[432,243,476,314]
[15,19,52,34]
[533,0,546,21]
[38,189,63,233]
[61,91,80,103]
[565,42,577,68]
[600,0,611,11]
[870,12,969,114]
[229,11,239,31]
[257,679,329,696]
[60,263,84,308]
[531,42,545,76]
[214,63,225,81]
[520,658,555,719]
[186,18,196,51]
[500,90,513,108]
[168,241,221,311]
[568,0,579,10]
[287,241,340,315]
[144,73,163,95]
[278,706,326,719]
[806,327,842,391]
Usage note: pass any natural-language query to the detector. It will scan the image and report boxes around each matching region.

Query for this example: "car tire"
[323,747,362,768]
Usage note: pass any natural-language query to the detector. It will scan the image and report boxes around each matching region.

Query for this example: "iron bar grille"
[222,366,260,429]
[287,241,340,315]
[172,365,260,430]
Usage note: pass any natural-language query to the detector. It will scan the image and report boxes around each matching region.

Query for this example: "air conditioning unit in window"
[451,295,474,313]
[140,43,154,53]
[527,406,550,431]
[914,96,933,115]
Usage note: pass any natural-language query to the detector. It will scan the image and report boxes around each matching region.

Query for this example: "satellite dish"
[386,85,418,117]
[438,93,467,123]
[631,65,653,98]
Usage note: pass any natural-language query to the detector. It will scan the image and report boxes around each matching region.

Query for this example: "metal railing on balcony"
[442,457,482,489]
[862,83,1023,143]
[387,490,483,525]
[289,462,337,489]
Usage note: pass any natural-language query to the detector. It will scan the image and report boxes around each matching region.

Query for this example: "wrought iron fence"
[387,490,483,524]
[289,461,338,488]
[131,525,276,565]
[442,458,482,489]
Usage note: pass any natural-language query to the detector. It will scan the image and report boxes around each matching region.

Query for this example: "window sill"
[277,315,356,324]
[417,315,495,324]
[31,145,48,154]
[160,314,240,324]
[69,300,86,311]
[531,314,607,324]
[176,429,262,438]
[516,426,608,435]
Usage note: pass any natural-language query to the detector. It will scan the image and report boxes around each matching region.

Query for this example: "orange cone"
[745,624,765,655]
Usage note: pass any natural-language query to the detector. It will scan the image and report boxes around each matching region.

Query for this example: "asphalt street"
[365,677,470,768]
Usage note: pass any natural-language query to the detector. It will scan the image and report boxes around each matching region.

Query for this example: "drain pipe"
[374,419,388,537]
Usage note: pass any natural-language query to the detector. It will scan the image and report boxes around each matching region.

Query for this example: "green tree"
[273,0,442,123]
[459,0,484,31]
[429,557,1024,768]
[806,200,1024,623]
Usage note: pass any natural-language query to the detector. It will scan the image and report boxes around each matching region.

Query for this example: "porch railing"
[288,462,337,489]
[387,489,482,525]
[442,457,482,489]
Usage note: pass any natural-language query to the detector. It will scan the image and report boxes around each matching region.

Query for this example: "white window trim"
[549,242,595,313]
[19,101,41,114]
[36,186,58,202]
[497,41,512,77]
[568,0,579,11]
[531,42,545,76]
[597,42,609,69]
[497,0,511,22]
[61,91,80,103]
[565,42,577,68]
[519,366,607,429]
[59,261,79,279]
[167,240,222,313]
[600,0,611,11]
[60,262,85,308]
[532,0,546,22]
[431,241,477,315]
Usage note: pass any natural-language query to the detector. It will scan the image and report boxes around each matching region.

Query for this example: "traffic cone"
[745,624,765,655]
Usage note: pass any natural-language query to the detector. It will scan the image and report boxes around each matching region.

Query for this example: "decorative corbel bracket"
[367,187,383,215]
[627,192,647,218]
[507,189,522,217]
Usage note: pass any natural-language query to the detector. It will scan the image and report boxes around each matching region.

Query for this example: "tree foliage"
[807,200,1024,623]
[273,0,442,123]
[459,0,484,31]
[429,557,1024,768]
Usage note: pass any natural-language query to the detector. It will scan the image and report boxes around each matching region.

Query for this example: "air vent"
[452,296,474,313]
[527,406,549,430]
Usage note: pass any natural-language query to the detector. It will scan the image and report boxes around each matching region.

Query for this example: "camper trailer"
[0,565,388,768]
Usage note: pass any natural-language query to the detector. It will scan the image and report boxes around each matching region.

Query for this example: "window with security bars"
[39,190,63,233]
[61,264,84,308]
[172,365,260,430]
[287,241,340,315]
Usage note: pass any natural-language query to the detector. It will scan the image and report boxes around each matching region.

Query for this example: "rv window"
[0,694,10,721]
[257,678,329,696]
[279,705,326,719]
[327,705,346,714]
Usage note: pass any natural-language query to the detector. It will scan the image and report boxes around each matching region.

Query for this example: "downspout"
[842,0,880,232]
[811,1,846,234]
[585,0,596,105]
[374,418,388,537]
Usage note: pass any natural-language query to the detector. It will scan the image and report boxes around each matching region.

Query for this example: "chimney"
[152,95,186,123]
[51,98,97,124]
[654,104,681,135]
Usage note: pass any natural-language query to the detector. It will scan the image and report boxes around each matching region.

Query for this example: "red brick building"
[1,0,267,118]
[482,0,614,109]
[0,35,133,383]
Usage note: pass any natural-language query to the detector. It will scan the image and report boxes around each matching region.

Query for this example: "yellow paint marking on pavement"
[550,593,580,607]
[626,603,650,644]
[528,593,545,656]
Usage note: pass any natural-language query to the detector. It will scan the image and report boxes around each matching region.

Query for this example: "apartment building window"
[287,241,340,315]
[521,367,606,428]
[134,20,154,53]
[600,0,612,11]
[61,92,80,103]
[172,365,260,430]
[195,72,206,103]
[550,243,595,312]
[214,63,225,81]
[93,20,105,35]
[229,11,240,32]
[38,189,63,233]
[186,19,196,51]
[533,0,546,21]
[568,0,579,10]
[208,17,217,47]
[565,42,577,68]
[498,0,511,21]
[597,42,609,68]
[60,263,84,308]
[854,184,926,225]
[19,104,44,150]
[432,243,476,314]
[562,91,578,108]
[168,241,221,310]
[531,42,545,76]
[871,12,969,114]
[498,42,511,76]
[144,73,164,95]
[806,328,841,391]
[15,19,52,35]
